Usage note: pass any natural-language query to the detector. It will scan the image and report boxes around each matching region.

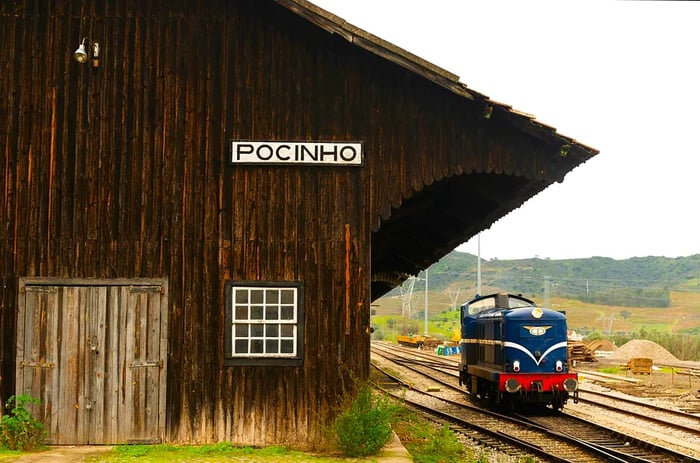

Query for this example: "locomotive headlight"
[513,360,520,372]
[505,378,521,393]
[531,308,543,319]
[563,378,578,392]
[556,360,563,372]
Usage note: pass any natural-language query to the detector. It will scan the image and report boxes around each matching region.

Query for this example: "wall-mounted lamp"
[482,105,493,120]
[560,144,571,157]
[73,37,100,68]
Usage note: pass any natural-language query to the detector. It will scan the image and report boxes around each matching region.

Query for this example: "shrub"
[0,394,46,451]
[393,409,465,463]
[333,385,397,457]
[420,425,464,463]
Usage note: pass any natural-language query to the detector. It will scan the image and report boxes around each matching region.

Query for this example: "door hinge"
[129,286,163,294]
[19,360,55,369]
[23,286,57,294]
[128,360,163,368]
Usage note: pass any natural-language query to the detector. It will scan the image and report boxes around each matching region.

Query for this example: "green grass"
[86,443,366,462]
[598,366,625,375]
[392,408,538,463]
[392,409,465,463]
[0,449,21,460]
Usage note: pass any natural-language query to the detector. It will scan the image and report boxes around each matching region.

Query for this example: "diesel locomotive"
[459,292,578,410]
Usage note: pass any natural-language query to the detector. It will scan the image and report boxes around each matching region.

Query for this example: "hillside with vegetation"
[384,251,700,308]
[372,251,700,360]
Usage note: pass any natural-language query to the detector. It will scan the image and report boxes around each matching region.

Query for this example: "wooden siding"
[1,0,594,446]
[0,1,370,445]
[16,279,168,444]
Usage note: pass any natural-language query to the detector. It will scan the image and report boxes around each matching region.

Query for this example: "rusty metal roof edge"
[276,0,599,156]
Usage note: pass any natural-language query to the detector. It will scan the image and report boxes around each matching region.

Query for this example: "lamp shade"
[73,43,88,63]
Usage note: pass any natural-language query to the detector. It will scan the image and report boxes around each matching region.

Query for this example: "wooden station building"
[0,0,597,447]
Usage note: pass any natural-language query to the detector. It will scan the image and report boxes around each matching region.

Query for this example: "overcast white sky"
[312,0,700,261]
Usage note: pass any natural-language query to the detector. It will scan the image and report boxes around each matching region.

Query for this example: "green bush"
[333,385,397,457]
[392,408,465,463]
[0,394,46,451]
[415,425,464,463]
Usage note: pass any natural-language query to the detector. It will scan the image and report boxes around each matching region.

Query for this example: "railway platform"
[377,432,413,462]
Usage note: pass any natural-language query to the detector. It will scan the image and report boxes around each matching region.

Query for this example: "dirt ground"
[577,359,700,413]
[1,446,112,463]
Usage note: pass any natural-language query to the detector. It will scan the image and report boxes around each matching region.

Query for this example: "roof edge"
[275,0,475,100]
[275,0,599,158]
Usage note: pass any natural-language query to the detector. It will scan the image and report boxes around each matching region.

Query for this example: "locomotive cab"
[459,292,578,410]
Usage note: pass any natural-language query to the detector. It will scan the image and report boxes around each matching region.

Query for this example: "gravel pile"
[586,339,616,352]
[606,339,679,363]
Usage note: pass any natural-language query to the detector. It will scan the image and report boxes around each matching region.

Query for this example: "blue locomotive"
[459,292,578,410]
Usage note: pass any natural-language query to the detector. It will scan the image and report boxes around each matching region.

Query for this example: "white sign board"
[230,141,363,166]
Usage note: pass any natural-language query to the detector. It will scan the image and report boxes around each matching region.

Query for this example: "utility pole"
[544,275,551,308]
[400,277,417,318]
[424,269,429,335]
[476,234,482,296]
[447,288,462,311]
[600,315,616,335]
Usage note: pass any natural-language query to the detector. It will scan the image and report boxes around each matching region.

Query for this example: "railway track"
[575,386,700,434]
[371,341,700,462]
[372,358,587,462]
[375,342,700,435]
[519,411,696,463]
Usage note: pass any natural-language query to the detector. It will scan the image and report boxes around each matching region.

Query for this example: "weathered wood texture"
[16,279,167,444]
[0,1,370,445]
[0,0,594,446]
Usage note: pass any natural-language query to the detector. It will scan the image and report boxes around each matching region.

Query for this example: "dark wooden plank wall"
[362,75,562,232]
[1,0,566,446]
[0,1,371,445]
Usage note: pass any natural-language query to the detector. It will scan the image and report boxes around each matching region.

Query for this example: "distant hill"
[389,251,700,308]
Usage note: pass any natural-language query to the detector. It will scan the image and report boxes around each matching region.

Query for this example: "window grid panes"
[230,287,298,357]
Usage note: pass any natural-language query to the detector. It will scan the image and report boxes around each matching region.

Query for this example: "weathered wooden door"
[15,279,168,444]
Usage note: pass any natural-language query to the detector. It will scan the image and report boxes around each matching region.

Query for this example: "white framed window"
[225,281,304,367]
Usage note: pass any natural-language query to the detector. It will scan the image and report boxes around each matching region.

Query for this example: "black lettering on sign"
[230,141,363,166]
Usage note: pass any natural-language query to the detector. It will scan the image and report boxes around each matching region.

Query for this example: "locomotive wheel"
[478,379,498,405]
[551,394,567,411]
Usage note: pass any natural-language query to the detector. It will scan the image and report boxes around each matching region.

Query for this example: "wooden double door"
[15,279,168,444]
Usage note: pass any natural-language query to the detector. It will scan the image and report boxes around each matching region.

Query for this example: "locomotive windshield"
[465,293,535,315]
